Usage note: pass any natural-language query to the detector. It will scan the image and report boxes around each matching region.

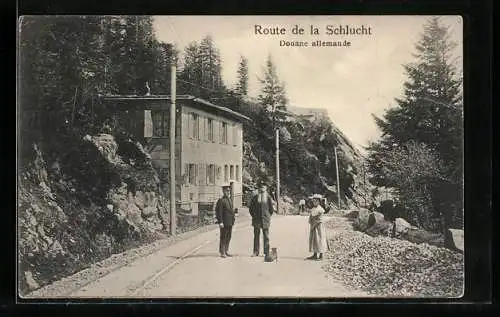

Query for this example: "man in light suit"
[215,184,236,258]
[249,182,274,257]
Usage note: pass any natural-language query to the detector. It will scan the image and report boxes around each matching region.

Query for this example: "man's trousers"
[253,226,270,256]
[219,225,233,255]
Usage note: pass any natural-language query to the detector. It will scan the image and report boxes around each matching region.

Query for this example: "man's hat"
[221,183,231,189]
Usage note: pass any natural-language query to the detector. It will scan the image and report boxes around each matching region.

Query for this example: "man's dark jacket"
[215,196,235,226]
[249,194,274,229]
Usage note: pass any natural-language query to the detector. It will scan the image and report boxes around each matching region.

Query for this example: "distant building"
[287,106,329,120]
[101,95,250,214]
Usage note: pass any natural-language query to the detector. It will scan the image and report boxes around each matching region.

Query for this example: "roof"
[99,94,252,123]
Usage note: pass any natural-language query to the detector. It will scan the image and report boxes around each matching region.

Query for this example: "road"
[65,209,368,298]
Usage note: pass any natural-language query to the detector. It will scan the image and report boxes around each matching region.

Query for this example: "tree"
[199,35,223,91]
[368,17,463,230]
[235,55,249,96]
[19,16,107,139]
[103,16,158,95]
[257,54,288,125]
[19,15,172,161]
[373,17,462,171]
[151,42,179,94]
[179,35,225,99]
[377,141,446,229]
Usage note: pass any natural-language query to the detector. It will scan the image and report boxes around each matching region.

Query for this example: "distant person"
[321,197,331,214]
[369,201,378,213]
[215,184,236,258]
[249,182,274,259]
[306,194,329,261]
[299,199,306,213]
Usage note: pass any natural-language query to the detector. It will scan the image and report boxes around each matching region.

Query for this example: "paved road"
[69,210,368,298]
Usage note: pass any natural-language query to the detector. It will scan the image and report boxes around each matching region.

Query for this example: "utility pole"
[271,105,280,215]
[170,62,177,236]
[334,146,341,210]
[276,127,280,214]
[363,160,367,208]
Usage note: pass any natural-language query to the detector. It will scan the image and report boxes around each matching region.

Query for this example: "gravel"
[322,217,464,298]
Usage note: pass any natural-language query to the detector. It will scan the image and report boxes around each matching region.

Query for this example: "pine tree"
[235,55,249,96]
[198,35,223,91]
[179,41,201,94]
[375,17,462,172]
[152,42,179,94]
[19,15,166,153]
[257,54,288,124]
[368,17,463,230]
[19,16,106,134]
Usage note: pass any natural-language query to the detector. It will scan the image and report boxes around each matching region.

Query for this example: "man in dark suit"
[249,182,274,257]
[215,185,236,258]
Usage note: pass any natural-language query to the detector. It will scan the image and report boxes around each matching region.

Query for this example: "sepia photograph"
[17,15,464,299]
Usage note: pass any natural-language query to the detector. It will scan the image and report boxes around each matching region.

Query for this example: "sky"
[153,16,463,152]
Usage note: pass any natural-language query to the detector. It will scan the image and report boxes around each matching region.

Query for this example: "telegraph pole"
[363,161,367,208]
[334,146,341,210]
[276,127,280,214]
[170,62,177,236]
[271,105,280,214]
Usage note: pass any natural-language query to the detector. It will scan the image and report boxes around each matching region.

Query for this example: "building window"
[220,122,228,144]
[189,112,199,140]
[198,164,206,185]
[187,164,197,185]
[230,165,234,180]
[152,110,169,137]
[207,118,214,142]
[216,166,222,180]
[224,165,229,182]
[206,164,216,185]
[236,165,240,181]
[232,125,238,146]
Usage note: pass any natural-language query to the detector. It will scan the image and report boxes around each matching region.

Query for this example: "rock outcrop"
[394,217,417,236]
[18,134,169,296]
[445,229,464,253]
[348,209,446,249]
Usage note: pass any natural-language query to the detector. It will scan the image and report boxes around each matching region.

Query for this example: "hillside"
[233,100,374,212]
[19,133,178,295]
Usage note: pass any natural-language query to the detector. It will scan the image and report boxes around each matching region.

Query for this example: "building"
[100,94,250,214]
[287,106,329,120]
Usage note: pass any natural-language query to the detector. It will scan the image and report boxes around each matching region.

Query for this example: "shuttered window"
[206,164,216,185]
[207,118,214,142]
[186,164,197,185]
[224,165,229,182]
[189,112,200,140]
[152,110,169,137]
[198,164,206,185]
[220,122,228,144]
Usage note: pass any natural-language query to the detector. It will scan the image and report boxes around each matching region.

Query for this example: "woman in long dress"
[306,194,329,261]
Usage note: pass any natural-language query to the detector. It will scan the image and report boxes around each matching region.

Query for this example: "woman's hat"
[310,194,323,200]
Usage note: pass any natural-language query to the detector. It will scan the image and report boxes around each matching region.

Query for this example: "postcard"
[18,15,464,299]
